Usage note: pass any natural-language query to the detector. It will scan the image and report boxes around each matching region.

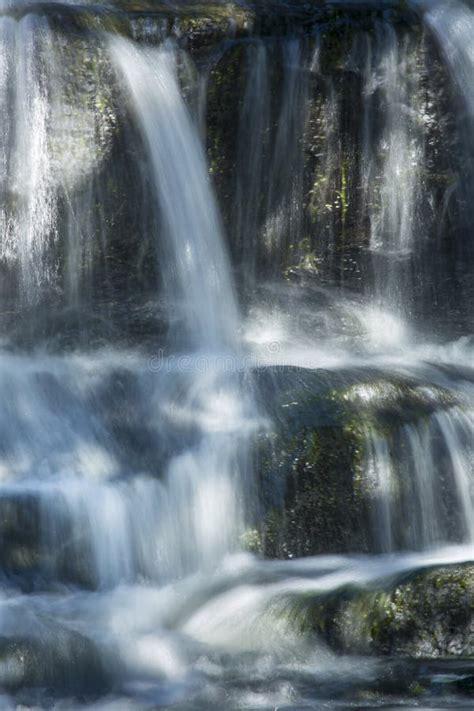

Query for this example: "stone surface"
[291,564,474,658]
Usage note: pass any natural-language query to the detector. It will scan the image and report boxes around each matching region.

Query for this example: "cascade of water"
[0,3,472,706]
[0,21,257,584]
[0,23,255,592]
[0,13,123,321]
[403,422,439,547]
[0,14,58,304]
[364,428,394,553]
[107,37,255,574]
[361,406,474,551]
[302,41,343,278]
[359,33,375,236]
[0,349,258,587]
[363,23,426,320]
[368,25,423,255]
[110,38,239,351]
[420,0,474,118]
[0,16,14,307]
[435,408,474,544]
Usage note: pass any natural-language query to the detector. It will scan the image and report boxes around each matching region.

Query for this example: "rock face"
[291,564,474,658]
[254,372,372,557]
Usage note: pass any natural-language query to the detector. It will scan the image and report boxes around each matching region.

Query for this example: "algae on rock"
[290,564,474,658]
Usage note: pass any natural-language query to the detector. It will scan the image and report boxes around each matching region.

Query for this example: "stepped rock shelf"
[0,0,472,709]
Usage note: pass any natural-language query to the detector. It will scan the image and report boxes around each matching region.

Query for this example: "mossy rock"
[253,366,372,557]
[332,376,460,430]
[253,366,466,558]
[291,564,474,658]
[47,34,117,189]
[257,422,370,557]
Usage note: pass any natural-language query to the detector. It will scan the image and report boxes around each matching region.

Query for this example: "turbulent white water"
[0,544,472,709]
[0,350,258,587]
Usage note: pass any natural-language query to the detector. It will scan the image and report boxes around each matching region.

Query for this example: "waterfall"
[0,30,254,589]
[263,40,309,268]
[420,0,474,281]
[0,14,58,304]
[435,408,474,544]
[367,26,424,257]
[108,36,255,573]
[0,12,123,323]
[0,2,471,707]
[361,404,474,551]
[110,38,239,351]
[364,427,394,553]
[421,0,474,118]
[362,23,426,322]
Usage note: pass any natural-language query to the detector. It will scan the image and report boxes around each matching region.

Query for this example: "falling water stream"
[0,1,472,709]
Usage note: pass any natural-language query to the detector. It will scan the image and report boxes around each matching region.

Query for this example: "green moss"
[258,414,372,558]
[337,160,348,227]
[240,527,263,554]
[330,378,460,431]
[282,564,474,659]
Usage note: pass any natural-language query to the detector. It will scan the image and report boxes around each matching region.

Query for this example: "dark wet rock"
[252,366,371,557]
[0,495,43,578]
[290,563,474,658]
[0,493,96,590]
[5,1,416,40]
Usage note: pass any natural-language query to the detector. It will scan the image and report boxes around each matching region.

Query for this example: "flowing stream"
[0,1,472,709]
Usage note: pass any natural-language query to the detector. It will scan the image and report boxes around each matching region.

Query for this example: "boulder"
[290,563,474,658]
